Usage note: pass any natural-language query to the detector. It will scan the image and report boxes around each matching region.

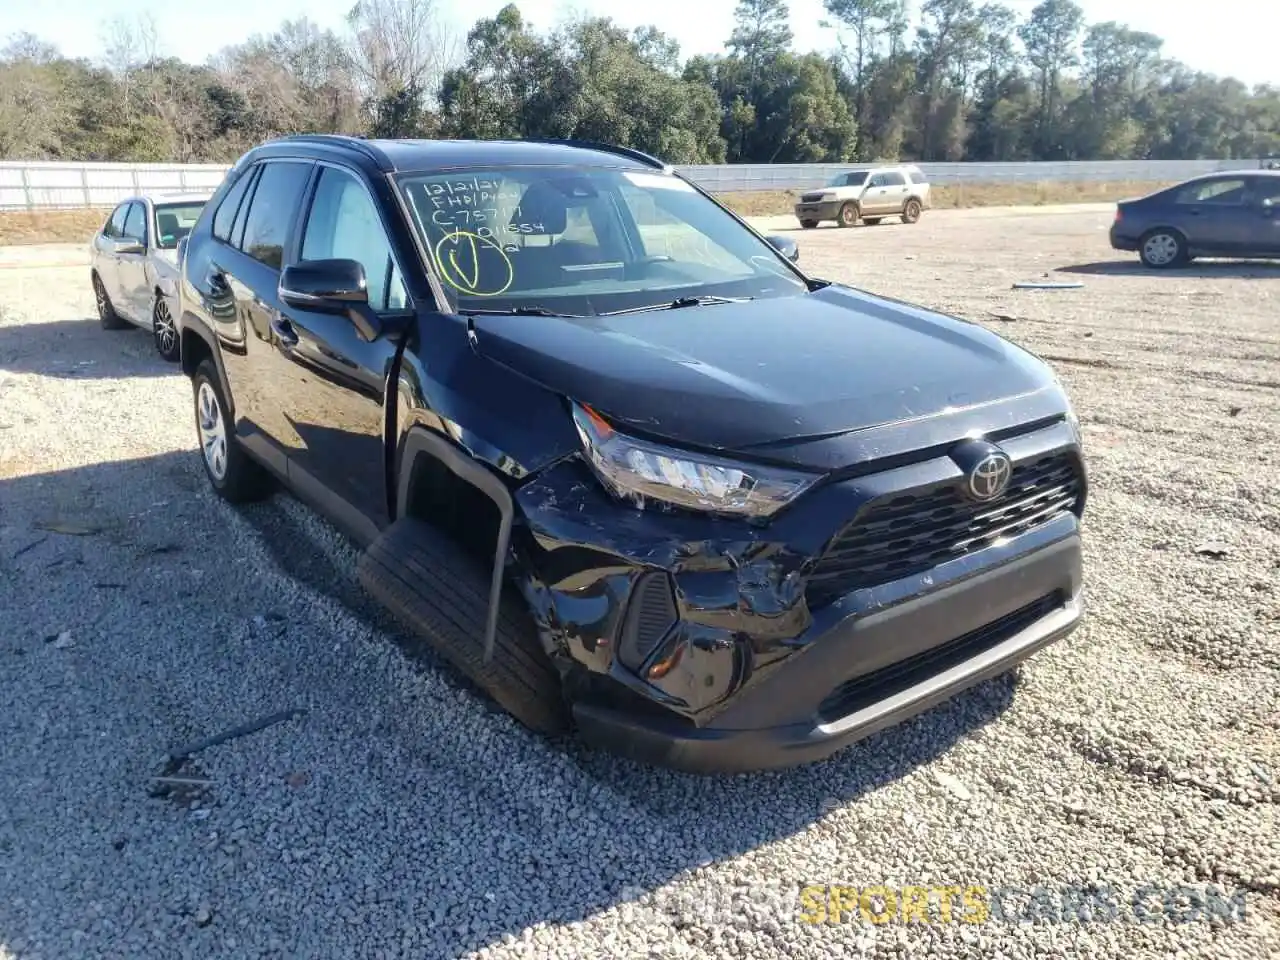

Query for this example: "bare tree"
[345,0,461,109]
[2,32,61,65]
[99,12,161,118]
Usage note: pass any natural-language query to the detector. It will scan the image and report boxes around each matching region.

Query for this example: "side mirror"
[113,237,144,255]
[279,259,381,341]
[765,234,800,263]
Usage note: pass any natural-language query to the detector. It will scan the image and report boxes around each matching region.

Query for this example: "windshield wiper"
[456,305,580,318]
[600,295,756,317]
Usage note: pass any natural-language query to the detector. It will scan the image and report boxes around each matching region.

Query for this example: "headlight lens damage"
[572,402,817,519]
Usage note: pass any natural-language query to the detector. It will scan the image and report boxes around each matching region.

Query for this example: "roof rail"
[519,138,668,170]
[272,134,392,171]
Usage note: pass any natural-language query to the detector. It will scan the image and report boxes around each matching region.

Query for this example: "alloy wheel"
[197,381,228,482]
[154,297,177,357]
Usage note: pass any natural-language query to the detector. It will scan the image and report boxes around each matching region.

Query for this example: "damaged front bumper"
[511,420,1086,774]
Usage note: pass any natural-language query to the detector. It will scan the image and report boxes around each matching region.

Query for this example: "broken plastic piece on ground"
[1012,281,1084,290]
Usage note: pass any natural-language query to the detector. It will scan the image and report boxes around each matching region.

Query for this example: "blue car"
[1109,170,1280,268]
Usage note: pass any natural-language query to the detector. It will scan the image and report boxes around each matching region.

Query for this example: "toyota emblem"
[967,452,1013,501]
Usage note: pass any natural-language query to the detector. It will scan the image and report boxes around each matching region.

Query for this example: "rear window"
[905,169,928,185]
[213,169,255,243]
[1175,178,1247,205]
[236,161,314,269]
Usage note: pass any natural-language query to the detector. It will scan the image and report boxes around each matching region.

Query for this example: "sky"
[4,0,1275,89]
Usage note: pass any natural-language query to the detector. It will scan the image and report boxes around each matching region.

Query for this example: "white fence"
[0,157,1268,210]
[684,158,1268,193]
[0,162,230,211]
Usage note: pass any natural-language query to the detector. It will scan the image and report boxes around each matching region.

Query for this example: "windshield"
[153,202,206,249]
[395,166,807,316]
[827,172,868,187]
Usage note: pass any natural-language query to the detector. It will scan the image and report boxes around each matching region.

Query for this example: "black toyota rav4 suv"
[176,134,1087,774]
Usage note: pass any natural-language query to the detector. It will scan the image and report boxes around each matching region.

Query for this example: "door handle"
[271,315,299,347]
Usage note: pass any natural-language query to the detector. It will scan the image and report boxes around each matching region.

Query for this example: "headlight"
[571,403,817,520]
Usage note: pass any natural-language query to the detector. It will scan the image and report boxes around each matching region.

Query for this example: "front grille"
[800,192,825,202]
[806,451,1082,607]
[816,591,1063,722]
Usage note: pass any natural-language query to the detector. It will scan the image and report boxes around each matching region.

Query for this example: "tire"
[837,202,859,228]
[862,217,883,226]
[902,198,923,224]
[93,272,129,330]
[191,359,272,503]
[799,219,819,229]
[152,293,180,362]
[358,518,570,736]
[1139,229,1187,269]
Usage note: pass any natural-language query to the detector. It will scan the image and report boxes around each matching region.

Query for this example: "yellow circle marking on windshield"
[432,230,514,297]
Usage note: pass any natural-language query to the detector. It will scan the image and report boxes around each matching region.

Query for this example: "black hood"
[471,284,1063,469]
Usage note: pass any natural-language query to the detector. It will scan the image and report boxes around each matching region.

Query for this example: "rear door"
[271,161,414,540]
[92,203,131,303]
[1171,177,1252,253]
[879,170,909,214]
[207,158,317,472]
[115,201,151,323]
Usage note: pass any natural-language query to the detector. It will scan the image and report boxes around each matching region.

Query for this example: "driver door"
[273,163,413,540]
[1245,176,1280,254]
[861,173,890,214]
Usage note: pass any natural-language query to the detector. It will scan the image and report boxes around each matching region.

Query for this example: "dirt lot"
[0,204,1276,959]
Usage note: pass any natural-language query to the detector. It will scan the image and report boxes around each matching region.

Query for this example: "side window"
[213,168,255,243]
[1176,179,1246,205]
[882,172,906,187]
[122,202,147,244]
[237,161,314,270]
[868,174,885,188]
[300,166,409,312]
[1249,177,1280,204]
[104,203,129,238]
[230,167,262,249]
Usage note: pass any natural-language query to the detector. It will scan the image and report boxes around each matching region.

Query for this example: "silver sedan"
[89,192,212,361]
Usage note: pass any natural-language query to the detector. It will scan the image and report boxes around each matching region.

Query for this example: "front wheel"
[837,202,859,228]
[1139,230,1187,268]
[192,359,273,503]
[152,294,179,362]
[902,198,923,224]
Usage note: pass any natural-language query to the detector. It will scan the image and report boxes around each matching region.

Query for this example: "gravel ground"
[0,204,1277,959]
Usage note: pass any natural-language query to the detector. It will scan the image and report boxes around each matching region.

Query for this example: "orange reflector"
[647,644,683,680]
[580,403,614,440]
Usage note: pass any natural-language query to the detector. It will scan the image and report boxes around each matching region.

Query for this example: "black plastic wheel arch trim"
[394,426,515,664]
